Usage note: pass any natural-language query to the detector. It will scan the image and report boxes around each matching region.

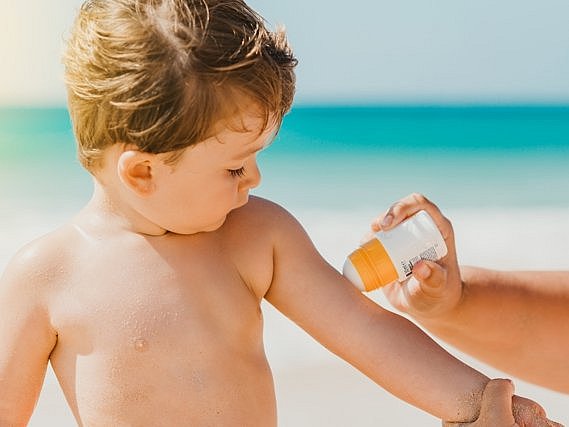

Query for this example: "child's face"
[145,112,276,235]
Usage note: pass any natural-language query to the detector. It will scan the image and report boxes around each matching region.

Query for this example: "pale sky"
[1,0,568,106]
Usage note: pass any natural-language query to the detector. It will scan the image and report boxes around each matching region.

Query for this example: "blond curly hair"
[64,0,297,171]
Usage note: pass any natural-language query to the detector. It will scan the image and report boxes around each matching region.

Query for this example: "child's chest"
[48,240,275,423]
[50,238,266,361]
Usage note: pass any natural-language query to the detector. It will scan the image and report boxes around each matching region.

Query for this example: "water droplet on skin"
[134,338,148,352]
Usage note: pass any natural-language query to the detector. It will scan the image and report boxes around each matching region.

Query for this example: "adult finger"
[380,193,433,229]
[379,193,451,240]
[412,260,448,298]
[512,395,563,427]
[479,379,516,423]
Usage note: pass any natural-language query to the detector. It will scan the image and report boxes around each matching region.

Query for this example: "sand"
[1,207,566,426]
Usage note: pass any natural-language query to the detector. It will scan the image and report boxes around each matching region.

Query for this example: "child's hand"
[443,379,562,427]
[371,193,463,320]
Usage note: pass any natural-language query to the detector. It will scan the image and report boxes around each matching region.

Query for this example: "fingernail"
[381,214,393,228]
[414,262,431,280]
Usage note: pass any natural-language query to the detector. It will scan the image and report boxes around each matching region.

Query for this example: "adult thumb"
[479,379,517,424]
[412,260,447,296]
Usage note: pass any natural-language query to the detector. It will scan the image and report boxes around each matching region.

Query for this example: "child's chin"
[172,217,227,235]
[203,218,227,232]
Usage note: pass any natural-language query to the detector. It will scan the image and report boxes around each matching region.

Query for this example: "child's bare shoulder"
[220,197,310,297]
[223,196,308,247]
[0,223,79,300]
[225,196,302,232]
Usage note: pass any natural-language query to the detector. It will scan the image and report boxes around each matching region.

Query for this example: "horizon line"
[2,102,569,111]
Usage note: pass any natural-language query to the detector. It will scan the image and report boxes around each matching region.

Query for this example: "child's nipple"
[133,338,149,352]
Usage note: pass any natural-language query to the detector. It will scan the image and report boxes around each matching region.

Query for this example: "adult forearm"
[417,266,569,392]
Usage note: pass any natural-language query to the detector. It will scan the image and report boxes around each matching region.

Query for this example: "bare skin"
[0,116,552,426]
[370,193,564,426]
[445,379,519,427]
[3,208,276,426]
[375,193,569,394]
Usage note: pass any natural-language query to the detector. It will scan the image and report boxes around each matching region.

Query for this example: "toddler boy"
[0,0,551,425]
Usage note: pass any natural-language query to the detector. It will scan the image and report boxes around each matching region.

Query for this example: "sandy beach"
[0,206,562,425]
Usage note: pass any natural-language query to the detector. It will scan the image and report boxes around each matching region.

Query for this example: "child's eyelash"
[228,167,246,178]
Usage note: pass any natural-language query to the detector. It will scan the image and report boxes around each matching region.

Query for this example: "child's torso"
[47,211,276,426]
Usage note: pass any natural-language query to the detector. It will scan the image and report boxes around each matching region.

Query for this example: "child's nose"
[240,161,261,190]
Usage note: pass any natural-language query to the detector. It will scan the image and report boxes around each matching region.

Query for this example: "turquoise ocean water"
[1,106,568,218]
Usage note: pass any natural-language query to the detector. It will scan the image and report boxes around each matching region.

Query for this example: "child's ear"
[117,150,157,196]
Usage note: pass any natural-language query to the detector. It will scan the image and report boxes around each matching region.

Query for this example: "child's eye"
[228,167,246,178]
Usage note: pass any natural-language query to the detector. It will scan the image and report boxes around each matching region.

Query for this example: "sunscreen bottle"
[342,210,447,292]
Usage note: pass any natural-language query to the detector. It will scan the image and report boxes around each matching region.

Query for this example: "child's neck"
[78,180,169,237]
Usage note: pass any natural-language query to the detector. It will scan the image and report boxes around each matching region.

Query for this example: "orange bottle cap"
[348,238,398,291]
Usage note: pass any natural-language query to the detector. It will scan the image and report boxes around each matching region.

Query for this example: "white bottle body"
[380,210,447,281]
[343,210,448,291]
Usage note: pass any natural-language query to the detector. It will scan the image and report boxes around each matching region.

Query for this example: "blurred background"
[1,1,568,425]
[2,0,569,105]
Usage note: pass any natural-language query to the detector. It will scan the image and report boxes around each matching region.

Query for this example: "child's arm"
[258,198,547,423]
[378,194,569,394]
[260,200,487,421]
[0,244,58,425]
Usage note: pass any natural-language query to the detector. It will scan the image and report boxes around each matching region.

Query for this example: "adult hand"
[443,379,562,427]
[370,193,462,320]
[443,379,517,426]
